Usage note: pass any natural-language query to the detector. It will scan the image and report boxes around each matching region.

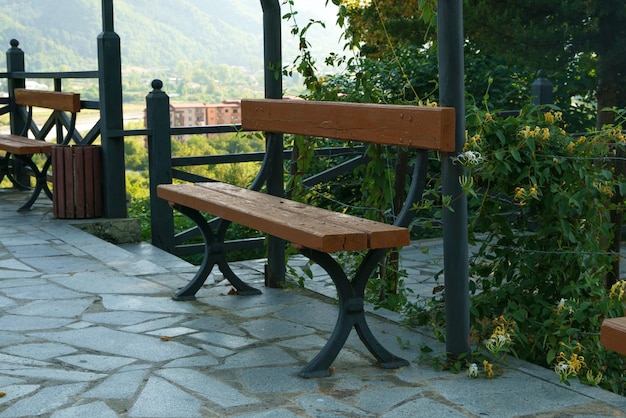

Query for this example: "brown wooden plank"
[157,183,370,252]
[0,135,54,154]
[196,182,410,249]
[63,146,75,219]
[83,147,95,218]
[92,146,103,217]
[14,88,81,112]
[600,317,626,355]
[241,99,455,152]
[51,146,63,217]
[75,147,86,219]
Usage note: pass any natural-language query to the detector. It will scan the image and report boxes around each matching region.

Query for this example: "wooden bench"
[0,88,80,211]
[600,317,626,355]
[157,98,455,377]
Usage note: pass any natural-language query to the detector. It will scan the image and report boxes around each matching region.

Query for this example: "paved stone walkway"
[0,190,625,417]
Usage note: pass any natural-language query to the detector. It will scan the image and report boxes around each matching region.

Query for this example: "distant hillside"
[0,0,342,73]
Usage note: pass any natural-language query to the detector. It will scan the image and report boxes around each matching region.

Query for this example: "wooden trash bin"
[52,145,103,219]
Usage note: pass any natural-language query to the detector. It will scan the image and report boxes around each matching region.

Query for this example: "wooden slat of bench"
[600,317,626,355]
[158,183,408,252]
[197,182,410,250]
[14,88,81,113]
[241,99,456,152]
[0,135,54,154]
[158,183,367,252]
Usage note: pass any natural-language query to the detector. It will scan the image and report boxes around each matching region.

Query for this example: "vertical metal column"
[438,0,471,360]
[260,0,285,287]
[98,0,127,218]
[146,79,175,253]
[5,39,29,187]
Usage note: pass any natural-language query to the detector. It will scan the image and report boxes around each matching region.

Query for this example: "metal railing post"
[261,0,285,288]
[146,80,175,253]
[6,39,29,186]
[98,0,127,218]
[531,70,553,105]
[438,0,471,362]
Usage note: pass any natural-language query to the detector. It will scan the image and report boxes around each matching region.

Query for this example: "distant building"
[145,100,242,141]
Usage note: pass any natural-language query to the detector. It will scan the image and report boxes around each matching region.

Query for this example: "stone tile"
[120,316,188,333]
[128,376,203,418]
[108,258,169,276]
[0,315,74,331]
[0,385,40,407]
[240,318,315,340]
[101,295,202,314]
[50,272,170,295]
[231,409,302,418]
[156,368,259,407]
[240,366,318,394]
[2,342,76,361]
[355,386,424,413]
[0,383,88,417]
[58,354,136,371]
[296,394,368,417]
[380,397,468,418]
[426,371,592,417]
[83,369,149,399]
[190,332,257,350]
[0,295,16,308]
[31,326,201,362]
[0,284,87,300]
[146,327,198,337]
[7,298,94,318]
[50,401,119,418]
[217,346,298,370]
[182,316,246,335]
[81,311,168,326]
[0,366,106,382]
[22,255,105,274]
[164,355,219,368]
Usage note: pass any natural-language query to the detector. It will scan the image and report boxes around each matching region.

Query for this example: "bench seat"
[157,182,410,253]
[0,135,54,154]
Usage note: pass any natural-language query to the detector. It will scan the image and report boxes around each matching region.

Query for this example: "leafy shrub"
[460,104,626,394]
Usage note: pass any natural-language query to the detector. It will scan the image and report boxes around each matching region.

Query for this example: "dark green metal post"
[6,39,29,186]
[146,79,175,253]
[531,70,553,105]
[260,0,285,287]
[6,39,25,135]
[438,0,471,360]
[98,0,127,218]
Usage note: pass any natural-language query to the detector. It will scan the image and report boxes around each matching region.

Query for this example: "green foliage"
[460,104,626,394]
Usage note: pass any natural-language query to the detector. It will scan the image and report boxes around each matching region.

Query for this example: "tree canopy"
[337,0,626,127]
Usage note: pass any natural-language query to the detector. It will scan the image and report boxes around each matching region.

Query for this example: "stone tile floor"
[0,190,625,417]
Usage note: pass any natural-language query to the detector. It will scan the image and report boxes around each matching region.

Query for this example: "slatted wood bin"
[52,145,103,219]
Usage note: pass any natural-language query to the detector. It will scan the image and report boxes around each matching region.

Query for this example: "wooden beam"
[14,88,81,113]
[241,99,455,152]
[600,317,626,355]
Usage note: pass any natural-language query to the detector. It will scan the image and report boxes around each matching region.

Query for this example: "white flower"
[468,362,479,378]
[451,151,485,166]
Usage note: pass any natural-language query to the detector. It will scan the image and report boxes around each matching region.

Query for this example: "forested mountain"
[0,0,341,73]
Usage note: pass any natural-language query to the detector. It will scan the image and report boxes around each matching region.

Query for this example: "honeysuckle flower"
[468,362,479,378]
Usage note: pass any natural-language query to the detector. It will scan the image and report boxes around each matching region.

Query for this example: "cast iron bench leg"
[298,248,409,378]
[15,154,51,212]
[172,204,261,301]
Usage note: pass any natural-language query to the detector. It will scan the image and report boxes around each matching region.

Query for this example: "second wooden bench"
[157,99,455,377]
[0,88,81,211]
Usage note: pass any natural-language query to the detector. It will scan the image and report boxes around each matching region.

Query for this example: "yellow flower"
[483,360,495,379]
[609,280,626,301]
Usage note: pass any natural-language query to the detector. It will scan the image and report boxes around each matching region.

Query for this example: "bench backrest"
[14,88,81,113]
[241,99,455,152]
